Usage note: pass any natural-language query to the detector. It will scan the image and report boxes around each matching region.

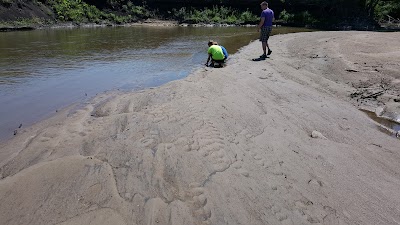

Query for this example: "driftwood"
[362,90,384,99]
[386,15,400,24]
[350,90,384,99]
[380,15,400,29]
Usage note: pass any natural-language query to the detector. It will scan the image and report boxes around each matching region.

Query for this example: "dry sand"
[0,31,400,225]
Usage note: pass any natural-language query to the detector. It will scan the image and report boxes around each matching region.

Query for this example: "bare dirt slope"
[0,31,399,225]
[0,1,54,22]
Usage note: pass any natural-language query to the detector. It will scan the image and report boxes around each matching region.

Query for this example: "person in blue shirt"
[257,1,274,59]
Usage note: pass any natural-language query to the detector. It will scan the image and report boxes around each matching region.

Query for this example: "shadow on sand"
[251,57,269,61]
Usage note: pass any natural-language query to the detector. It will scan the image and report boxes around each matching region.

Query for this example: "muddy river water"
[0,26,314,140]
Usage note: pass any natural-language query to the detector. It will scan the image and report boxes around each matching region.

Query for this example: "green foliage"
[50,0,102,22]
[107,0,124,9]
[299,11,318,25]
[279,9,294,23]
[171,6,258,24]
[131,5,148,17]
[226,15,238,24]
[48,0,143,23]
[239,10,259,24]
[2,0,396,28]
[278,9,317,26]
[171,7,187,20]
[375,0,400,21]
[106,13,131,24]
[0,0,13,6]
[116,1,155,19]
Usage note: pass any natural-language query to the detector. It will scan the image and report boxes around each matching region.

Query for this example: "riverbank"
[0,19,260,32]
[1,31,399,225]
[1,19,397,32]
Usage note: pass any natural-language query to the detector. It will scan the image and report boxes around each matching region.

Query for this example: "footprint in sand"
[187,183,212,224]
[230,160,250,177]
[192,120,231,173]
[270,205,293,224]
[173,137,194,152]
[308,178,324,188]
[293,196,329,224]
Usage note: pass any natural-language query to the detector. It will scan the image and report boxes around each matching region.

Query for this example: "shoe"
[267,49,272,55]
[259,54,267,59]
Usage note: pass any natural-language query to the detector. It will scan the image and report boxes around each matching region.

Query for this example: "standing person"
[258,1,274,59]
[205,40,226,68]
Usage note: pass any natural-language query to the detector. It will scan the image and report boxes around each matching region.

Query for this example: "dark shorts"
[212,58,225,64]
[260,26,272,42]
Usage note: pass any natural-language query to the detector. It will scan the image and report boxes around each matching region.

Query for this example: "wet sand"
[0,31,400,225]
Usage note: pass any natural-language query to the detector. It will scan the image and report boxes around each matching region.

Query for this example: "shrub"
[0,0,13,7]
[375,1,400,21]
[171,6,258,24]
[49,0,136,23]
[279,9,294,23]
[240,10,259,24]
[301,11,318,25]
[171,7,187,21]
[226,15,238,24]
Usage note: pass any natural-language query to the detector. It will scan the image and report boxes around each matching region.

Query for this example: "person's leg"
[266,41,272,55]
[215,59,225,68]
[267,27,272,55]
[262,41,267,55]
[260,27,267,58]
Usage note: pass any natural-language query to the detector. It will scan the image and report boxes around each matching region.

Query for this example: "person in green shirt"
[205,40,226,67]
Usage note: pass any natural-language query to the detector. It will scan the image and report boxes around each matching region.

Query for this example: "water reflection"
[360,109,400,138]
[0,26,314,140]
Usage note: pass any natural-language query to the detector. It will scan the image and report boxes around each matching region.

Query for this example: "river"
[0,26,313,141]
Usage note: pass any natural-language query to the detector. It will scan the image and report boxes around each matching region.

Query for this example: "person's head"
[208,40,219,46]
[260,1,268,10]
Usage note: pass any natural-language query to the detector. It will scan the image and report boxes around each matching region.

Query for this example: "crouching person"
[205,41,226,68]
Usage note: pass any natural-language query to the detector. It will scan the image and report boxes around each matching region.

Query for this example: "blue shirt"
[220,46,228,59]
[261,8,274,27]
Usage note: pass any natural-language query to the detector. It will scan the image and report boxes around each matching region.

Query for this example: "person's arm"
[258,17,265,32]
[205,54,212,66]
[273,11,275,23]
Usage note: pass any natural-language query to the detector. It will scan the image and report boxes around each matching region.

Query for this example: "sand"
[0,31,399,225]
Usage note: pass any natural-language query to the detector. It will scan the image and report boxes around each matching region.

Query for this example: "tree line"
[276,0,400,27]
[0,0,399,28]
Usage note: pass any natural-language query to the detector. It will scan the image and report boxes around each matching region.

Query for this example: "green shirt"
[207,45,225,60]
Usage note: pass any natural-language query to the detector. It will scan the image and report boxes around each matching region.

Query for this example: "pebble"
[311,131,327,139]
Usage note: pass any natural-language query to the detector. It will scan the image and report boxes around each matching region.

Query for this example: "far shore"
[0,19,261,32]
[2,18,398,32]
[0,31,399,225]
